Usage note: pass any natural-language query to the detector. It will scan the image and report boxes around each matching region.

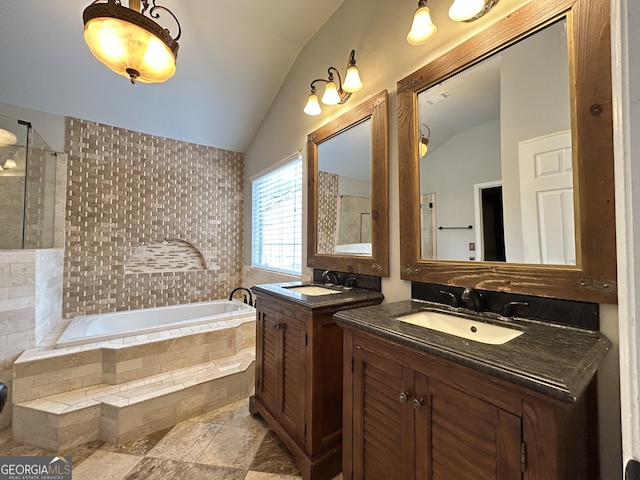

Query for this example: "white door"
[518,130,575,264]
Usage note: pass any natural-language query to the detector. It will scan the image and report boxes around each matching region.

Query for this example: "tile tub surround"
[64,117,245,319]
[1,397,343,480]
[11,314,256,450]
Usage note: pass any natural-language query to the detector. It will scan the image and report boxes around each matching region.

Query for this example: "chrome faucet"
[321,270,339,286]
[461,287,485,312]
[228,287,254,306]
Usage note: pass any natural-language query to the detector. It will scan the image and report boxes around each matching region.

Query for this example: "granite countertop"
[334,299,612,403]
[252,282,384,310]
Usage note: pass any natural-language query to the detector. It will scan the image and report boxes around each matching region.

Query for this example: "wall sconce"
[419,124,430,157]
[0,128,17,147]
[304,50,364,116]
[83,0,181,84]
[1,159,17,170]
[407,0,499,45]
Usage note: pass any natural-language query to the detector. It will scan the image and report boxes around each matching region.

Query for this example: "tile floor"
[0,396,343,480]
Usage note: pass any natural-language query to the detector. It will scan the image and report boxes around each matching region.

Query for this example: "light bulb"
[321,81,342,105]
[304,93,322,115]
[407,5,437,45]
[449,0,485,22]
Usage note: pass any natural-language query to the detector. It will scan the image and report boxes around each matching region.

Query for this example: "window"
[252,152,302,275]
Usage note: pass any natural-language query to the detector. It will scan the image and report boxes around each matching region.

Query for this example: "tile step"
[12,348,255,450]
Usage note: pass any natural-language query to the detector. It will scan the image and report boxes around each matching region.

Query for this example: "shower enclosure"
[0,113,60,249]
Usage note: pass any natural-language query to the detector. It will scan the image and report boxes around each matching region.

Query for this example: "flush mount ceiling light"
[407,0,499,45]
[0,129,17,147]
[83,0,181,84]
[304,50,364,116]
[0,159,17,170]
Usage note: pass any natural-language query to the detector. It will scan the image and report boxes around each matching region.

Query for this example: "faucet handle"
[500,301,529,318]
[439,290,459,308]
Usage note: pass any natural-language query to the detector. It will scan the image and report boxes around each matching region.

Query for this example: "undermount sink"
[285,285,342,296]
[396,310,523,345]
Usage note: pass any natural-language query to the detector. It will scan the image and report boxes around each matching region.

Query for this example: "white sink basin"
[285,285,341,296]
[396,310,523,345]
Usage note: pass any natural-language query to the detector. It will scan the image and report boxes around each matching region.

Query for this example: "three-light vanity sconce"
[304,0,498,115]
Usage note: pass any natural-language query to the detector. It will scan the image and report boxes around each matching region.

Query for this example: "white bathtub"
[56,299,256,348]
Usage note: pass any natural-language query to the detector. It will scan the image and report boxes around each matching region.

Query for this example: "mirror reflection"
[317,118,372,256]
[419,19,573,265]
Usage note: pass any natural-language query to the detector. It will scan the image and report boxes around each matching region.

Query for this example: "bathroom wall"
[64,117,244,318]
[0,249,64,429]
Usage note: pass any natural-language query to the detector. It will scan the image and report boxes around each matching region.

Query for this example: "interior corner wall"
[63,117,244,318]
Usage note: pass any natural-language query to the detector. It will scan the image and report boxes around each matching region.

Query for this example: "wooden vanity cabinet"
[341,327,598,480]
[249,291,383,480]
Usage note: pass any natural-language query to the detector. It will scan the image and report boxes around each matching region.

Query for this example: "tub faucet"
[228,287,254,307]
[321,270,339,286]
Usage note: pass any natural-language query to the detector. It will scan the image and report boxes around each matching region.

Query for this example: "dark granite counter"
[252,282,384,310]
[334,299,612,403]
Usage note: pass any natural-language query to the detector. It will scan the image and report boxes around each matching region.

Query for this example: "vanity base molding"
[339,325,599,480]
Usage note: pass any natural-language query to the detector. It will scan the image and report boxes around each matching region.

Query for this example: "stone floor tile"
[100,427,171,456]
[146,421,221,463]
[196,423,268,470]
[71,450,142,480]
[249,431,300,476]
[123,457,246,480]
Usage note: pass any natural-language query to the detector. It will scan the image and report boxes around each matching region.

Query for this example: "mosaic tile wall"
[64,118,244,318]
[317,171,339,254]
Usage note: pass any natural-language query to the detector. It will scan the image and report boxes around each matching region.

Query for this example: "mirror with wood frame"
[397,0,616,303]
[308,89,389,277]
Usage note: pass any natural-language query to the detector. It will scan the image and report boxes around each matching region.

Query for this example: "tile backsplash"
[64,118,245,318]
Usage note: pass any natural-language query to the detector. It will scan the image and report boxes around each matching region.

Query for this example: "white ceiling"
[0,0,346,152]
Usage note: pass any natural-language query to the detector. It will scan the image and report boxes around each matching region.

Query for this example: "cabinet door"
[352,347,414,480]
[256,304,280,414]
[278,313,306,441]
[415,379,522,480]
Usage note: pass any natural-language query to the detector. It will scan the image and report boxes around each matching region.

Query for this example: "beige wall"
[63,117,245,318]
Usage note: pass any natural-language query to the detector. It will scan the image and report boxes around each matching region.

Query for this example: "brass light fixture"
[83,0,181,84]
[419,124,431,157]
[304,50,364,116]
[407,0,499,45]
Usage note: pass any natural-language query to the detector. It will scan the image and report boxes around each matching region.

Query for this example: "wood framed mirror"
[308,89,389,276]
[397,0,616,303]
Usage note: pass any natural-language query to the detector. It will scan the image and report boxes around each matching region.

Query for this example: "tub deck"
[12,313,256,450]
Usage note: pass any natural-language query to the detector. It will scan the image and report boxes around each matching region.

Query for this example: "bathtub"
[56,299,256,348]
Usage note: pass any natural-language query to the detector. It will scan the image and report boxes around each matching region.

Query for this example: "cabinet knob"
[273,323,282,330]
[412,397,424,410]
[399,392,410,403]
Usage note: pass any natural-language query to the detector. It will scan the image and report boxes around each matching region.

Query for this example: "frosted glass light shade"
[321,81,342,105]
[1,159,17,170]
[84,16,176,83]
[343,65,363,93]
[420,139,429,157]
[304,93,322,115]
[407,6,437,45]
[0,129,17,147]
[449,0,485,21]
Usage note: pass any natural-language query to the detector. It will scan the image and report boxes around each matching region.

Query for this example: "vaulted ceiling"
[0,1,346,152]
